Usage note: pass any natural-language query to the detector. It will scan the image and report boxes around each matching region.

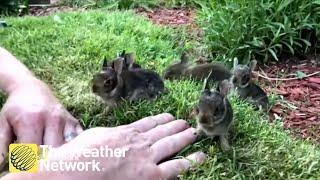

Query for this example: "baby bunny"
[195,80,234,151]
[92,57,125,107]
[117,52,165,100]
[92,56,165,108]
[231,59,269,111]
[121,67,165,101]
[164,52,231,82]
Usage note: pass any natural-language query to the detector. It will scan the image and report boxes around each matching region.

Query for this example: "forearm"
[0,47,39,94]
[1,173,47,180]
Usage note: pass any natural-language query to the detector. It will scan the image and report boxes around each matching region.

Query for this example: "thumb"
[0,114,13,171]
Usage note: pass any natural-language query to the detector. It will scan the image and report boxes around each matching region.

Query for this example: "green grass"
[1,10,320,179]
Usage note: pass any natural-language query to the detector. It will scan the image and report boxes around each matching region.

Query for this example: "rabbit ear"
[249,60,257,72]
[180,51,189,64]
[233,57,238,69]
[202,76,211,91]
[218,80,231,97]
[113,59,123,74]
[119,50,126,57]
[125,53,134,67]
[102,56,108,68]
[202,69,213,91]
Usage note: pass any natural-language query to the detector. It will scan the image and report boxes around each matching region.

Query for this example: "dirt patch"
[136,8,195,26]
[257,55,320,142]
[29,6,83,16]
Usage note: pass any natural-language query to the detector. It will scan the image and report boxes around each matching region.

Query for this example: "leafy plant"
[0,0,28,15]
[198,0,320,64]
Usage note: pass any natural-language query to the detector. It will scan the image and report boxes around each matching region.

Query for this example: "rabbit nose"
[241,76,250,85]
[149,93,156,99]
[203,89,211,95]
[200,117,210,124]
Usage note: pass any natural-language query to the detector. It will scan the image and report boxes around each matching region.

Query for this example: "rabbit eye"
[92,84,98,93]
[232,78,237,84]
[194,107,199,115]
[166,71,173,76]
[243,74,250,82]
[104,79,112,86]
[214,106,223,116]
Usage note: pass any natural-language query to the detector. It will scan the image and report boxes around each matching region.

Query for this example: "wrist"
[7,77,48,96]
[0,47,45,96]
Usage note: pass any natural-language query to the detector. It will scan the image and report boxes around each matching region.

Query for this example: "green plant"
[0,0,28,15]
[198,0,320,64]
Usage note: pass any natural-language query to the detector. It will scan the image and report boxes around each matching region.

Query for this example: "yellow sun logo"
[9,144,38,173]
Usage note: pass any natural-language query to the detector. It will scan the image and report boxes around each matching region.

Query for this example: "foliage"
[0,0,28,15]
[197,0,320,63]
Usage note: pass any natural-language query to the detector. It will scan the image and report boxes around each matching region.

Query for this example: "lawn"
[1,10,320,179]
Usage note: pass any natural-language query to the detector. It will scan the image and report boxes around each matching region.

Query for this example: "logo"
[7,144,128,173]
[9,144,38,173]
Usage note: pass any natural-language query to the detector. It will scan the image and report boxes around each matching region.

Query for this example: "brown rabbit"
[92,57,124,107]
[92,56,165,108]
[231,59,269,111]
[195,80,234,151]
[164,52,231,82]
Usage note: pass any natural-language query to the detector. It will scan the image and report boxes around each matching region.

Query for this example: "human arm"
[0,47,83,170]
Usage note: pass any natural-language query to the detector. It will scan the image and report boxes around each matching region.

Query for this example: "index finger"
[127,113,175,132]
[0,115,12,171]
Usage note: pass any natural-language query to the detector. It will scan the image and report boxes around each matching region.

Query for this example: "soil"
[28,6,82,16]
[136,8,195,26]
[259,56,320,142]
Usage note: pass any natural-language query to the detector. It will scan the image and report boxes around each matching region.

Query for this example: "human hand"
[0,78,83,170]
[6,113,206,180]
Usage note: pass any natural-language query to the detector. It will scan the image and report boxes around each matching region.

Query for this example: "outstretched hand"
[4,113,206,180]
